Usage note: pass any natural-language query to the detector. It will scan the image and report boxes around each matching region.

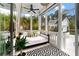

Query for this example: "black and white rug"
[26,45,69,56]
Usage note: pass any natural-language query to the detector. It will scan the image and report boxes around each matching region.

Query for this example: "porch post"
[30,15,32,34]
[15,3,21,37]
[38,16,41,33]
[57,3,62,49]
[45,16,48,34]
[10,3,13,56]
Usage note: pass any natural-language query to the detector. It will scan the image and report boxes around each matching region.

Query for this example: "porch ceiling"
[0,3,54,16]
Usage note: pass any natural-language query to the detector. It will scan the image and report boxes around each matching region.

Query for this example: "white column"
[38,16,41,33]
[15,3,21,37]
[30,15,32,33]
[14,3,21,56]
[45,16,48,33]
[49,16,52,32]
[57,3,62,49]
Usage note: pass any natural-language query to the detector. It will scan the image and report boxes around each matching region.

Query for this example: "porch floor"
[25,44,69,56]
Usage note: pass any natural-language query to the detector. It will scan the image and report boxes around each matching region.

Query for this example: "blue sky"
[63,3,75,16]
[63,3,75,10]
[46,3,75,16]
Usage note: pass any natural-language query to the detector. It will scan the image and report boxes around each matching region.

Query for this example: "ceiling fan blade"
[32,10,36,14]
[33,9,39,10]
[23,7,29,9]
[28,10,31,12]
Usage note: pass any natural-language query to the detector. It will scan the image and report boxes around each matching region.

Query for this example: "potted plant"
[15,33,28,56]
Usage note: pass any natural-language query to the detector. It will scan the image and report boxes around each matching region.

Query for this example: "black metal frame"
[23,41,49,50]
[9,3,13,56]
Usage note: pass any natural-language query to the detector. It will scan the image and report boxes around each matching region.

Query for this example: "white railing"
[49,31,58,46]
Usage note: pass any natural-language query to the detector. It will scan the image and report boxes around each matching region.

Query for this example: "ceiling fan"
[23,4,39,14]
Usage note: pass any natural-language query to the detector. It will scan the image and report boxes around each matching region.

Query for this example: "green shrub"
[0,33,6,55]
[69,20,75,29]
[6,40,12,55]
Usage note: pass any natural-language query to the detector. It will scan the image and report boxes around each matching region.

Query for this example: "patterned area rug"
[26,45,69,56]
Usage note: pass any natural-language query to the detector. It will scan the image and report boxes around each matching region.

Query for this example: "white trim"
[38,16,41,33]
[15,3,21,36]
[57,3,62,49]
[30,15,32,33]
[45,16,48,33]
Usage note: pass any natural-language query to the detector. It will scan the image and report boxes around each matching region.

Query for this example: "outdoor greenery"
[20,16,30,30]
[0,13,39,31]
[32,16,38,30]
[41,16,45,31]
[0,9,76,34]
[69,16,75,29]
[0,13,16,31]
[68,16,75,35]
[20,16,39,30]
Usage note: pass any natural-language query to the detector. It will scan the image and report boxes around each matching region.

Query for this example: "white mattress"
[26,36,48,46]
